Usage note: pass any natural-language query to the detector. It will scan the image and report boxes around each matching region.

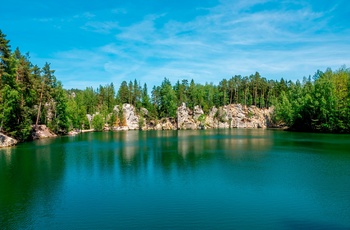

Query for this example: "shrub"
[92,114,104,131]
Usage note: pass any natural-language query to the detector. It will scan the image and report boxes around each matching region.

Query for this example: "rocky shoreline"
[1,103,275,148]
[107,103,274,131]
[0,133,18,148]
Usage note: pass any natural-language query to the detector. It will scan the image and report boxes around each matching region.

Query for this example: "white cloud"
[45,0,350,89]
[81,21,119,33]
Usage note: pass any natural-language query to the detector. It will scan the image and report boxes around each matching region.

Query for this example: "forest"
[1,30,350,141]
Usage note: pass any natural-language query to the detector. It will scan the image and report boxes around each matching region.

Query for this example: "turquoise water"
[1,129,350,229]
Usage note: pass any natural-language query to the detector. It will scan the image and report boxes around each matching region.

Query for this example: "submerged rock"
[0,133,18,148]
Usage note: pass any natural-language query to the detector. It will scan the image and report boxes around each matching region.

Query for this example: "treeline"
[66,72,288,130]
[0,30,67,141]
[274,67,350,132]
[1,30,350,141]
[56,68,350,134]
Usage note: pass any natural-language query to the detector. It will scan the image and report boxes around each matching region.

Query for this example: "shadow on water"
[0,139,66,229]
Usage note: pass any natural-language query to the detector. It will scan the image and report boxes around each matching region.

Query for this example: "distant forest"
[1,30,350,141]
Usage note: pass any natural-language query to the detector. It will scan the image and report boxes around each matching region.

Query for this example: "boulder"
[0,133,18,148]
[68,130,80,136]
[32,125,57,139]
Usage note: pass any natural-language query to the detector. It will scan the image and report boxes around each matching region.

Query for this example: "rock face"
[111,103,273,131]
[0,133,18,148]
[175,103,273,130]
[123,104,139,130]
[205,104,273,129]
[177,103,194,130]
[177,103,203,130]
[32,125,57,139]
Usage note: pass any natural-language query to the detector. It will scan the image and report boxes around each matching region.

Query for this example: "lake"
[1,129,350,229]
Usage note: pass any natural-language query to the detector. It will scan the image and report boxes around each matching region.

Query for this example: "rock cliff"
[176,103,273,130]
[0,133,18,148]
[111,103,273,131]
[123,104,139,130]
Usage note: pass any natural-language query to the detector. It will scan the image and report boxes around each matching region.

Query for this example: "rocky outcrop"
[205,104,273,129]
[123,104,139,130]
[175,103,273,130]
[0,133,18,148]
[177,103,204,130]
[177,103,195,129]
[32,125,57,139]
[159,118,177,130]
[110,103,273,131]
[112,104,140,130]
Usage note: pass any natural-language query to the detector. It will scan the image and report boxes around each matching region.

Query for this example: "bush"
[92,114,104,131]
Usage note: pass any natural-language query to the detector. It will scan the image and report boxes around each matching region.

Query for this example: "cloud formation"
[6,0,348,89]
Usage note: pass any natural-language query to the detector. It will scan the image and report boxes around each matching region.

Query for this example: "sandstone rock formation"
[32,125,57,139]
[0,133,18,148]
[111,103,273,131]
[175,103,273,130]
[123,104,139,130]
[204,104,273,129]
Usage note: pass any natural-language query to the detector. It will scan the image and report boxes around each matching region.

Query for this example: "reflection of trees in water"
[0,142,65,229]
[59,130,273,178]
[110,129,274,173]
[152,129,273,173]
[0,129,275,228]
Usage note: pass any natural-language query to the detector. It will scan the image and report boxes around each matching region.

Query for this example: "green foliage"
[108,112,117,128]
[155,78,178,118]
[92,114,104,131]
[247,111,254,119]
[197,114,206,123]
[273,67,350,132]
[138,116,145,130]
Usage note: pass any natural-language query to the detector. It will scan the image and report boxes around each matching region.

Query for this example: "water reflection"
[0,141,65,229]
[1,130,349,229]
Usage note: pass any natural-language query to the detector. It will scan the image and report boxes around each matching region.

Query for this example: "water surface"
[1,129,350,229]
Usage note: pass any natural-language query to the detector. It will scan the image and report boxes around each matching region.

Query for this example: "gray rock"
[177,103,198,130]
[123,104,139,130]
[193,105,204,120]
[32,125,57,140]
[0,133,18,148]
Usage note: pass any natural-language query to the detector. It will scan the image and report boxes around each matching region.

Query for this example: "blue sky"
[1,0,349,89]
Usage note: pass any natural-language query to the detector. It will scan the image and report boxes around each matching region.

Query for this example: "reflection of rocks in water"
[115,131,149,174]
[218,129,273,160]
[176,129,273,161]
[177,130,205,158]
